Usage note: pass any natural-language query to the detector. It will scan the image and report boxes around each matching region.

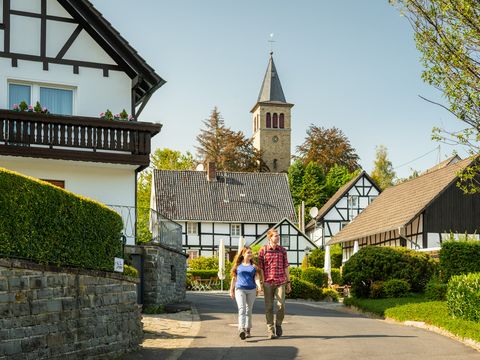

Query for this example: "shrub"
[383,279,410,298]
[187,270,219,279]
[123,264,139,277]
[330,244,343,268]
[287,276,323,301]
[447,272,480,322]
[425,277,447,301]
[302,248,324,268]
[289,267,302,277]
[301,267,328,288]
[440,240,480,281]
[370,281,385,299]
[343,246,435,297]
[189,256,218,270]
[0,168,123,271]
[330,268,343,285]
[322,288,340,302]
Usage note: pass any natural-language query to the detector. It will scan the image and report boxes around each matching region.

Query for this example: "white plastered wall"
[0,0,131,117]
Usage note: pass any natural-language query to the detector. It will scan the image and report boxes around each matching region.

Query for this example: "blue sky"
[91,0,466,178]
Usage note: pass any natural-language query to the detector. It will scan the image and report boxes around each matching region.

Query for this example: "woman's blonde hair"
[230,246,256,278]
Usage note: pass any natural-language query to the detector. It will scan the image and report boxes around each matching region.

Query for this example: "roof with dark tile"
[328,157,474,244]
[153,170,297,223]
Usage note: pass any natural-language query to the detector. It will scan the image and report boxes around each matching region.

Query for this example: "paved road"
[178,292,479,360]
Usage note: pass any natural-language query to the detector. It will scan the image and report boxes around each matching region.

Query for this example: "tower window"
[273,159,278,170]
[273,113,278,128]
[279,114,285,128]
[266,113,271,128]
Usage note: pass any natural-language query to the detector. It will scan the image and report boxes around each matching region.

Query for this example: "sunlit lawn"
[344,295,480,343]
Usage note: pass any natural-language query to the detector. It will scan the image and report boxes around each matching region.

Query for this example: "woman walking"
[229,246,262,340]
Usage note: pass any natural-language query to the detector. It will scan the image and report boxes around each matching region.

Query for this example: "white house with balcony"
[0,0,164,244]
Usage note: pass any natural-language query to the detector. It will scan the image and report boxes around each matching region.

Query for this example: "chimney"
[206,162,217,182]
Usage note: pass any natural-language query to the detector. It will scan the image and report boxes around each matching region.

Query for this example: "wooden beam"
[9,9,77,23]
[41,0,46,59]
[0,51,122,72]
[56,25,82,59]
[4,0,10,53]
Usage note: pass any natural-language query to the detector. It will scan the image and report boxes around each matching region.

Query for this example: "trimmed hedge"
[0,168,123,271]
[447,272,480,322]
[440,240,480,281]
[383,279,410,298]
[343,246,435,297]
[425,278,447,301]
[287,276,339,302]
[301,267,327,288]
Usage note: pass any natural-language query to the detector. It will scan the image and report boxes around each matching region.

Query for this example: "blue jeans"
[235,288,256,330]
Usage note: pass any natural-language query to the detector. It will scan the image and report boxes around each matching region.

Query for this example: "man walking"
[258,228,291,339]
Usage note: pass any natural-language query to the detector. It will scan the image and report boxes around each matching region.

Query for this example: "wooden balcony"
[0,109,161,169]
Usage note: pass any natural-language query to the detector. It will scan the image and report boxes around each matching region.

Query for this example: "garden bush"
[287,276,323,301]
[123,264,139,277]
[0,168,123,271]
[322,288,340,302]
[301,267,328,288]
[440,240,480,281]
[189,256,218,270]
[331,268,343,285]
[425,277,447,301]
[301,248,324,268]
[331,244,343,268]
[370,281,385,299]
[383,279,410,298]
[289,267,302,277]
[343,246,435,297]
[447,272,480,322]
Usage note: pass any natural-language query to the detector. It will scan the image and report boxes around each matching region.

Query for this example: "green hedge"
[301,267,327,288]
[343,246,435,297]
[440,240,480,281]
[425,277,447,301]
[287,276,339,302]
[447,272,480,322]
[0,168,123,271]
[383,279,410,298]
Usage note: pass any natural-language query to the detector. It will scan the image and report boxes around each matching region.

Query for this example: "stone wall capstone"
[141,244,187,306]
[0,258,142,360]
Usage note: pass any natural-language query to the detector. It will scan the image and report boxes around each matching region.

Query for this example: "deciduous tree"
[295,125,360,173]
[370,145,396,190]
[391,0,480,192]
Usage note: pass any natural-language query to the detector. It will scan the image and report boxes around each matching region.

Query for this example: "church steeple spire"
[257,52,287,103]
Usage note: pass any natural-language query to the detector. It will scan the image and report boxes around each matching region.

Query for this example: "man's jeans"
[235,288,257,330]
[263,283,286,333]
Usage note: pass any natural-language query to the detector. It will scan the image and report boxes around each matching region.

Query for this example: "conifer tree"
[370,145,396,190]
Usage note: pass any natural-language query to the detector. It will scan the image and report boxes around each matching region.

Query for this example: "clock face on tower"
[272,135,279,143]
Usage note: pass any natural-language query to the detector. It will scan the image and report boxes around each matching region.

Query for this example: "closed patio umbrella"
[218,239,226,291]
[353,240,359,255]
[324,245,332,286]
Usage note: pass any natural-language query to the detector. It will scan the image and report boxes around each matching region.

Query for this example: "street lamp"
[304,246,311,268]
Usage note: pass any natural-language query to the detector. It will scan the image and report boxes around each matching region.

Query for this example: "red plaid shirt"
[258,244,289,285]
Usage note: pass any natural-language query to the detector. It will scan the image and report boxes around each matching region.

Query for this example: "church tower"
[251,52,293,173]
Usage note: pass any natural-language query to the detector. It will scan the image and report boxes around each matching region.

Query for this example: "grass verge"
[344,295,480,343]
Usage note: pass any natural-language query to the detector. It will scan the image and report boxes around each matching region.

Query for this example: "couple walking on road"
[229,228,292,340]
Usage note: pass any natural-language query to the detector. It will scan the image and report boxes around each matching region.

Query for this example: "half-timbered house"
[0,0,164,244]
[305,170,381,248]
[328,157,480,262]
[150,163,313,266]
[250,218,317,267]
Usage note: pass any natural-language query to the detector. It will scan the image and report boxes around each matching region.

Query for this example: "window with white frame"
[281,234,290,248]
[186,222,198,235]
[348,195,359,208]
[231,224,241,237]
[8,82,74,115]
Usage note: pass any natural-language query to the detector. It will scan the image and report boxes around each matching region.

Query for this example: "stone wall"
[142,244,187,306]
[0,258,142,360]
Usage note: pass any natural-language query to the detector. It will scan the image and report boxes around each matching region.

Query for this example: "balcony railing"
[107,205,183,251]
[0,109,161,168]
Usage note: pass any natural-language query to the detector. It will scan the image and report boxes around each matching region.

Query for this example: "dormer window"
[8,81,74,116]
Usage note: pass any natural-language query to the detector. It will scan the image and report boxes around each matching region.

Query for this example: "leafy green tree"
[296,125,360,173]
[325,164,359,198]
[288,161,306,206]
[370,145,396,190]
[301,248,325,268]
[390,0,480,193]
[196,107,267,172]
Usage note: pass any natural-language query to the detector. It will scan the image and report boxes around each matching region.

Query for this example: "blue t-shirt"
[235,264,256,290]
